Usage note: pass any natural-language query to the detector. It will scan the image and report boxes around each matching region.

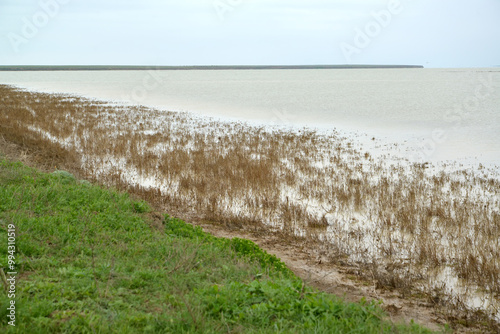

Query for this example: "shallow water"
[3,83,499,323]
[1,68,499,165]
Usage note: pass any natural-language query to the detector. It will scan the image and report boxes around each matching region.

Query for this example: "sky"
[0,0,499,68]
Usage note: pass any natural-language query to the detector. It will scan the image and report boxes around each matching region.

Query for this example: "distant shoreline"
[0,64,424,71]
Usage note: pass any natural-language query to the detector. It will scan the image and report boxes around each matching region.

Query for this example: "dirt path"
[0,136,480,332]
[192,220,450,332]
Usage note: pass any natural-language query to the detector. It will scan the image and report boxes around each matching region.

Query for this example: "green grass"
[0,158,433,333]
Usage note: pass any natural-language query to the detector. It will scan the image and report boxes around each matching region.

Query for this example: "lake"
[1,68,499,165]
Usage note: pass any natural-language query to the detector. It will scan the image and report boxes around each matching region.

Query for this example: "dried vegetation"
[1,85,499,329]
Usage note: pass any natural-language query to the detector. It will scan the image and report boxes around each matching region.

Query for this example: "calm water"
[1,68,499,165]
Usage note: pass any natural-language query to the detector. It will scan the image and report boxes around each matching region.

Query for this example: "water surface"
[1,68,499,165]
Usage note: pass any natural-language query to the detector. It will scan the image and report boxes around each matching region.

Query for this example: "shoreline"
[1,68,498,168]
[5,82,500,177]
[0,119,446,333]
[1,84,500,330]
[4,154,434,332]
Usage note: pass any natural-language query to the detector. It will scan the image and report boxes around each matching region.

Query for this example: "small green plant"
[132,200,150,213]
[52,170,75,181]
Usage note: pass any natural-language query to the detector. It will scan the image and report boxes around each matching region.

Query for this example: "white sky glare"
[0,0,499,67]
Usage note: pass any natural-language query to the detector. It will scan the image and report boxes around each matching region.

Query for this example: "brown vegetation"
[1,84,499,329]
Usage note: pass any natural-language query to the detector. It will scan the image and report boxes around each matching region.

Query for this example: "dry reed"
[1,84,499,327]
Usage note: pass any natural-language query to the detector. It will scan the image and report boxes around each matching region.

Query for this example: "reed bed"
[1,85,499,327]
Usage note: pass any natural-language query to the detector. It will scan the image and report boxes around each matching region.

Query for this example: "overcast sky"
[1,0,499,67]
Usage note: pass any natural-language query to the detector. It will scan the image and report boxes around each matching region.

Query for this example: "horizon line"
[0,64,425,71]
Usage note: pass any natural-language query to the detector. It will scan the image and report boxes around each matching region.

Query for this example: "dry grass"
[1,84,499,327]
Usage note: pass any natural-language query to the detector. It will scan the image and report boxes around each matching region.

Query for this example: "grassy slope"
[0,158,432,333]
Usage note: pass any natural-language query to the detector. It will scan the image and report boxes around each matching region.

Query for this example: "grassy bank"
[0,158,431,333]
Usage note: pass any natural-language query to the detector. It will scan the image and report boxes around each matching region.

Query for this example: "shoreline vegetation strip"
[0,158,431,333]
[0,84,498,330]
